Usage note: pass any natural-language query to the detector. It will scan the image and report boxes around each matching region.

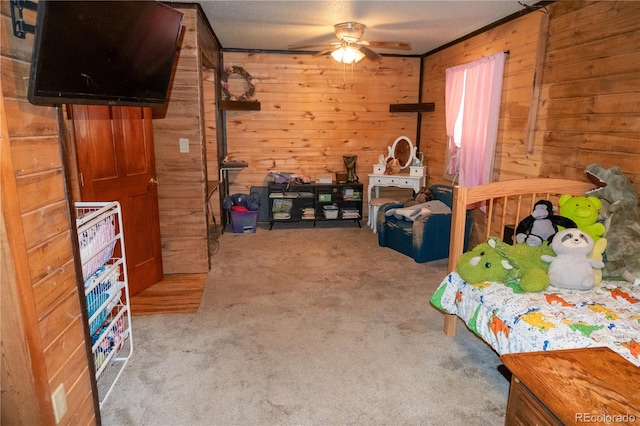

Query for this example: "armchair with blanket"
[377,185,472,263]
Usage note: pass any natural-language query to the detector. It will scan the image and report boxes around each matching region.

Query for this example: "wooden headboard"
[447,178,594,273]
[441,178,593,336]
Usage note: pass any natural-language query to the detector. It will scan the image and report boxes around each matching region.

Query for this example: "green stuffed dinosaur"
[456,237,555,292]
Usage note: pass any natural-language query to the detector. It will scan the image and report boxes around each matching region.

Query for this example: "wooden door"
[72,105,163,295]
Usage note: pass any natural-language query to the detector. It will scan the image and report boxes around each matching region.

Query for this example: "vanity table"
[368,173,426,199]
[367,136,427,232]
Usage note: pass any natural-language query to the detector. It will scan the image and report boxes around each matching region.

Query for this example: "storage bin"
[85,265,119,335]
[77,215,116,280]
[231,210,258,233]
[316,174,333,184]
[323,205,339,219]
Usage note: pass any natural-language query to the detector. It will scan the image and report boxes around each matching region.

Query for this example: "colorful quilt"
[430,272,640,367]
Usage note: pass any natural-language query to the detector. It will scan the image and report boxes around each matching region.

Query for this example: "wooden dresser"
[501,348,640,425]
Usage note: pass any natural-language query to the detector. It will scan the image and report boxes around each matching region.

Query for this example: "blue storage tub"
[230,210,258,233]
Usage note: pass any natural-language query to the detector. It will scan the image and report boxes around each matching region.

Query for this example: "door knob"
[149,178,159,186]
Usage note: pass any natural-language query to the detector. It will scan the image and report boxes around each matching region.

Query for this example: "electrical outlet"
[179,138,190,153]
[52,384,67,424]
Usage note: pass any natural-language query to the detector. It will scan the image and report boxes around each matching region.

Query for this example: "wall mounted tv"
[28,0,183,107]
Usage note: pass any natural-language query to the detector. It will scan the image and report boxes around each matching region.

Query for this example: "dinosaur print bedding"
[430,272,640,367]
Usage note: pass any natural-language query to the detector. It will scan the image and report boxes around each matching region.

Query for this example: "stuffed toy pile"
[584,163,640,286]
[458,163,640,290]
[456,237,554,292]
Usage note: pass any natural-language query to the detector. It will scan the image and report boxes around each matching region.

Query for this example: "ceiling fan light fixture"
[334,22,366,43]
[331,45,365,64]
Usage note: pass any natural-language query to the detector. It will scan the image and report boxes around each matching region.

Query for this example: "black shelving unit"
[268,182,363,230]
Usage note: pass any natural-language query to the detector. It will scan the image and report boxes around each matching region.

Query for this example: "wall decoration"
[221,66,255,101]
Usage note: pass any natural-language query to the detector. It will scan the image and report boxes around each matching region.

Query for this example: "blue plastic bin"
[230,210,258,233]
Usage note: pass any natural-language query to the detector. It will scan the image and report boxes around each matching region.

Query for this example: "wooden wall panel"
[10,136,62,175]
[21,201,70,249]
[14,170,66,213]
[421,1,639,245]
[1,190,42,425]
[223,52,420,205]
[203,68,221,231]
[153,4,219,273]
[421,12,545,185]
[421,1,639,192]
[537,1,640,192]
[32,260,77,319]
[1,0,97,423]
[46,322,90,376]
[26,231,73,284]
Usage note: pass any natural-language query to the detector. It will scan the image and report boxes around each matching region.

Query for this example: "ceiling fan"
[289,22,411,63]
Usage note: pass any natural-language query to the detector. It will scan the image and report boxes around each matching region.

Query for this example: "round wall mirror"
[386,136,416,169]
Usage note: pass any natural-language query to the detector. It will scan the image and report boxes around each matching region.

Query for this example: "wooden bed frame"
[442,178,593,336]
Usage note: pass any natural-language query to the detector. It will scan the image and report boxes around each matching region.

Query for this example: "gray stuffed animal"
[541,228,604,291]
[584,164,640,286]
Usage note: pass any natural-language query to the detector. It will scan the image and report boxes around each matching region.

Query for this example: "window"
[445,52,507,187]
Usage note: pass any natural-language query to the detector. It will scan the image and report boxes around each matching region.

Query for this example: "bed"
[430,178,640,367]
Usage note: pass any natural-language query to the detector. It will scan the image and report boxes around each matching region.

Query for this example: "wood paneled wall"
[203,68,220,227]
[422,1,640,197]
[222,52,421,205]
[2,1,638,423]
[421,11,545,184]
[153,4,219,273]
[1,1,96,424]
[536,1,640,190]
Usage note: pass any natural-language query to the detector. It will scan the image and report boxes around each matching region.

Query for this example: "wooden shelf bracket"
[389,103,435,113]
[219,100,261,111]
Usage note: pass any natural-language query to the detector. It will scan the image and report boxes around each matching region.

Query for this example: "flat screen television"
[28,0,183,107]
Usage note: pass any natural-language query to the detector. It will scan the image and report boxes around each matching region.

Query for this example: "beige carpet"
[101,223,510,425]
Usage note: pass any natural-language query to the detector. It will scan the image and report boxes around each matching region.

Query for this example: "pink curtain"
[445,67,466,175]
[445,52,506,186]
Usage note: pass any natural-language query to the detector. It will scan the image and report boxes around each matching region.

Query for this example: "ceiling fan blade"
[358,45,382,61]
[366,41,412,51]
[288,43,336,50]
[312,47,339,57]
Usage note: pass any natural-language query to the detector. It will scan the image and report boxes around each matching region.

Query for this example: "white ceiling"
[174,0,536,56]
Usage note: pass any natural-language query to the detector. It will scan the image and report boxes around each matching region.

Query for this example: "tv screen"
[28,0,183,107]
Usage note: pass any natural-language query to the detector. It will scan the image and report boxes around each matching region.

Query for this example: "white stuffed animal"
[541,228,604,290]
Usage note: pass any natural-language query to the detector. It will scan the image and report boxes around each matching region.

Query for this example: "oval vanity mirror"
[386,136,416,169]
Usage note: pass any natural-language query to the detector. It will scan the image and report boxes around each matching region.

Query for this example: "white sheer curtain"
[445,52,506,187]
